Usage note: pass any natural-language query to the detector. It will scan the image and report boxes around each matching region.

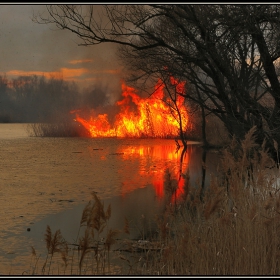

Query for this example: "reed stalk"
[26,126,280,275]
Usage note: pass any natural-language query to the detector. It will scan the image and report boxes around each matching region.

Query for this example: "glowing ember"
[71,77,188,138]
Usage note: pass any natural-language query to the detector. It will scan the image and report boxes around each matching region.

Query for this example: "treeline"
[0,74,111,124]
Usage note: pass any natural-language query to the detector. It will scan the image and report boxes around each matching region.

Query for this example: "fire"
[71,77,188,138]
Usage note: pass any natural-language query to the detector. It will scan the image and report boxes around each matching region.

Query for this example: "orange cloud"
[68,59,93,65]
[7,70,48,77]
[3,66,123,90]
[59,67,89,78]
[5,67,121,79]
[6,68,89,80]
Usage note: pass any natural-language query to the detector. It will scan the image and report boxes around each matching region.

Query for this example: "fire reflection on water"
[118,143,190,202]
[0,124,218,274]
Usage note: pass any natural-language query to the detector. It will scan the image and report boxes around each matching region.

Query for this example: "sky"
[0,4,123,95]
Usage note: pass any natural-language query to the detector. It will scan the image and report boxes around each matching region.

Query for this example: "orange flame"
[72,77,188,138]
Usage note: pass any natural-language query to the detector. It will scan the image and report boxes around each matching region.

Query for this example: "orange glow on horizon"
[59,67,89,78]
[5,67,122,87]
[68,59,93,64]
[6,68,89,80]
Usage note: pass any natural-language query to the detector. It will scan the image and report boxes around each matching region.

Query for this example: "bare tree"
[33,4,280,160]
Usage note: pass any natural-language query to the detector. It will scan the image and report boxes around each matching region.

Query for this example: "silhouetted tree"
[34,4,280,159]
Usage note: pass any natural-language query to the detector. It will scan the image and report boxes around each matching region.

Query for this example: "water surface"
[0,123,219,274]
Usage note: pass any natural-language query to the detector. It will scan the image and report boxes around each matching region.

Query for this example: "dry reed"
[25,126,280,275]
[27,120,84,137]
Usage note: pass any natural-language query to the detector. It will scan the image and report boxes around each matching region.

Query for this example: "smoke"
[0,5,124,106]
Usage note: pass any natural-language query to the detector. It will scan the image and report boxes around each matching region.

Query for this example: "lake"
[0,123,220,275]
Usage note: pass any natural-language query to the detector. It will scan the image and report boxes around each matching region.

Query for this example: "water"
[0,123,220,274]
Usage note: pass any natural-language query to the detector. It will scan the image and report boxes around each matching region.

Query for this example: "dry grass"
[26,192,122,275]
[24,126,280,275]
[26,118,88,137]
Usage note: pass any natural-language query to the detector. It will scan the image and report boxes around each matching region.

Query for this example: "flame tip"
[73,77,188,138]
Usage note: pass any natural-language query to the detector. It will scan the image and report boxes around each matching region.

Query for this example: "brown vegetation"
[27,119,89,138]
[22,127,280,275]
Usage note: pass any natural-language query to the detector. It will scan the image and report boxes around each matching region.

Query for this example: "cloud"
[5,67,122,80]
[3,66,123,93]
[59,67,89,78]
[6,68,89,79]
[68,59,93,65]
[0,3,123,94]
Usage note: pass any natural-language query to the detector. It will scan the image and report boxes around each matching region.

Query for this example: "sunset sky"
[0,4,123,91]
